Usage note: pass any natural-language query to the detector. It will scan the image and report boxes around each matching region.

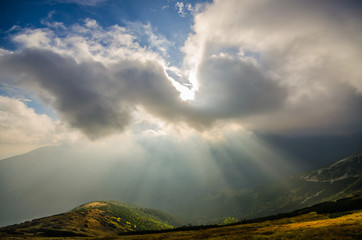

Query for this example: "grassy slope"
[114,210,362,240]
[1,209,361,239]
[1,196,361,239]
[0,201,182,238]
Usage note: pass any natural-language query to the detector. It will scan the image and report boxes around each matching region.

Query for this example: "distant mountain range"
[184,150,362,223]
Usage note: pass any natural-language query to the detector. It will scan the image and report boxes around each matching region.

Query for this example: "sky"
[0,0,362,166]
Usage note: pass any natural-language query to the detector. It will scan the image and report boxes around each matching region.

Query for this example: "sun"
[179,71,199,101]
[167,70,198,101]
[179,87,195,101]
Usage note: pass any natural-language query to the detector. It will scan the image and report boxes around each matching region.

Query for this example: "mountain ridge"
[0,200,183,238]
[299,150,362,183]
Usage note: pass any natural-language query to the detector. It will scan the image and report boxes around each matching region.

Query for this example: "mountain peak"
[74,201,109,210]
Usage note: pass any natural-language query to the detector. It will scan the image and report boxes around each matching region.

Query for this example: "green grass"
[113,210,362,240]
[0,201,182,238]
[4,210,361,239]
[1,196,361,239]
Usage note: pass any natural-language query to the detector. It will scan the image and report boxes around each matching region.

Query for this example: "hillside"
[1,196,361,239]
[0,201,183,238]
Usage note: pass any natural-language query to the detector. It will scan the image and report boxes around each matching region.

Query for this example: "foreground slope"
[1,196,361,239]
[0,201,182,238]
[117,210,362,240]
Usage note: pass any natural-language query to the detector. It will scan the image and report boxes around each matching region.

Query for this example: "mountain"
[0,201,183,238]
[0,146,361,227]
[299,150,362,197]
[178,151,362,222]
[1,196,361,239]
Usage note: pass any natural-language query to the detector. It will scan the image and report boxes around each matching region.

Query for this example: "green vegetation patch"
[329,211,352,219]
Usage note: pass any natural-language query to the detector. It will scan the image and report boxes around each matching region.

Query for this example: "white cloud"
[125,22,172,58]
[40,11,66,30]
[175,1,194,17]
[10,19,159,65]
[175,2,185,17]
[0,96,68,158]
[13,29,53,49]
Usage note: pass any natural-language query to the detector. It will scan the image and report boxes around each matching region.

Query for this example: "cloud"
[40,11,66,30]
[0,20,223,139]
[0,96,64,158]
[182,0,362,134]
[12,29,53,49]
[175,2,186,17]
[1,0,362,141]
[125,22,172,58]
[175,1,194,17]
[0,48,188,139]
[0,19,200,138]
[194,54,287,118]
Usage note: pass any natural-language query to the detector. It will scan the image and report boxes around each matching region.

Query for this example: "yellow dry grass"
[80,202,109,209]
[111,210,362,240]
[2,210,361,239]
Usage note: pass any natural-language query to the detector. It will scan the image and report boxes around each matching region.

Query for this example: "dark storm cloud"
[110,60,185,121]
[244,79,362,135]
[0,49,130,138]
[257,131,362,169]
[195,56,287,118]
[183,0,362,134]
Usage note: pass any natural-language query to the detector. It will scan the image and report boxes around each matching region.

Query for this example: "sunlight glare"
[179,70,199,101]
